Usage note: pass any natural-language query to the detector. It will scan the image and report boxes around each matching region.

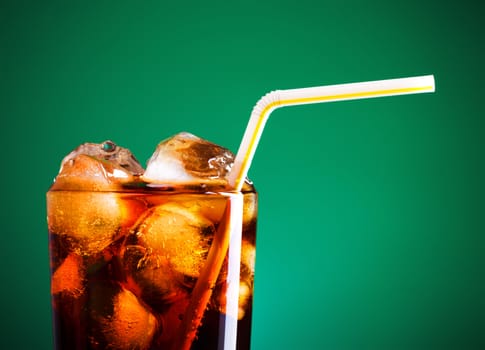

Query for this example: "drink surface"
[47,134,257,350]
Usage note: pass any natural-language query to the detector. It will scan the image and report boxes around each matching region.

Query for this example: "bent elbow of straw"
[228,74,435,191]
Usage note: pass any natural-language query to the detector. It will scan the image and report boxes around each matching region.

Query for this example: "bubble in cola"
[47,134,257,350]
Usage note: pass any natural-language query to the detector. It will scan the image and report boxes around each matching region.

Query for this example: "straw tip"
[425,74,436,92]
[431,76,436,92]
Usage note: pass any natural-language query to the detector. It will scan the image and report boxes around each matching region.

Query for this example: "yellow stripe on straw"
[228,75,435,191]
[280,85,434,106]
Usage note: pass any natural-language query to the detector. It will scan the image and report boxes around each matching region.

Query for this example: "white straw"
[228,75,435,191]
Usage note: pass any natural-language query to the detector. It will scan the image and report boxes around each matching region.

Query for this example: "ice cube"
[121,202,215,311]
[51,140,144,191]
[243,191,258,231]
[139,202,214,277]
[121,243,185,311]
[145,195,228,225]
[47,141,147,255]
[210,239,255,320]
[241,239,256,277]
[51,253,85,297]
[142,132,234,183]
[238,239,255,319]
[237,281,252,320]
[88,282,158,350]
[47,192,147,255]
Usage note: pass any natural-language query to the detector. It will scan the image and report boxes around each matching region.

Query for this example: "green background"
[1,0,483,349]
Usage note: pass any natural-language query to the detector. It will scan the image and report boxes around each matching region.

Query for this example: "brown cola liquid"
[47,184,256,350]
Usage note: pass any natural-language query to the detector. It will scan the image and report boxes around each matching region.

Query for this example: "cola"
[47,135,257,350]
